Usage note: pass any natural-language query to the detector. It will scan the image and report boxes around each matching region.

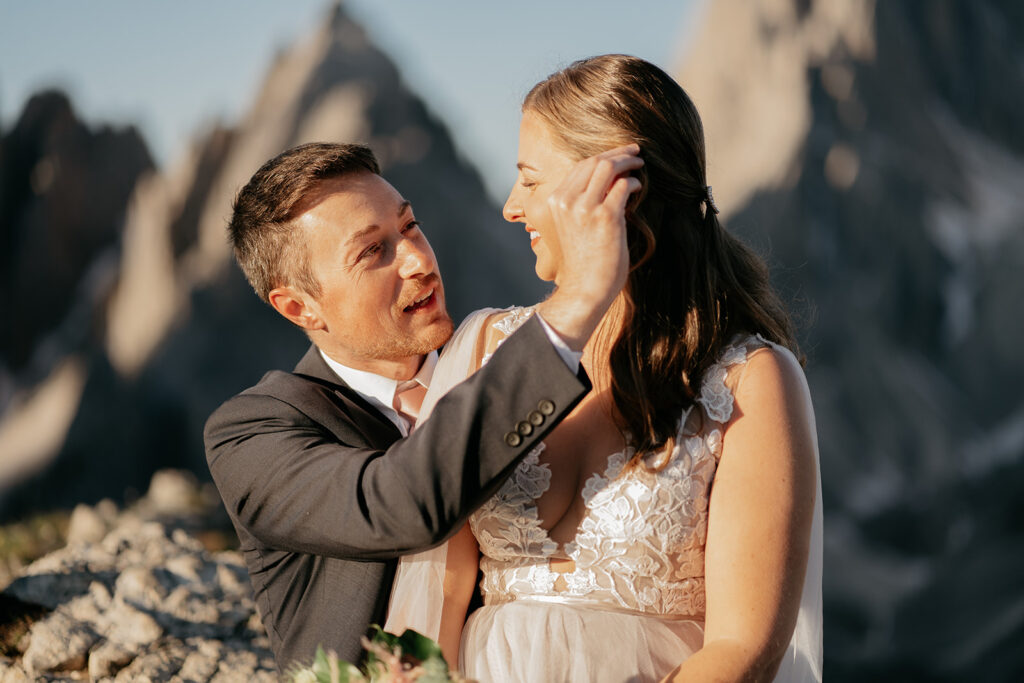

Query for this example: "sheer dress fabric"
[386,307,823,683]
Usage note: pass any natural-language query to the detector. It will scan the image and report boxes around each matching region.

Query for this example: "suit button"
[504,431,522,447]
[528,410,545,427]
[538,399,555,416]
[517,420,534,436]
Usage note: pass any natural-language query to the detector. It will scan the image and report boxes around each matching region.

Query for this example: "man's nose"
[397,237,434,279]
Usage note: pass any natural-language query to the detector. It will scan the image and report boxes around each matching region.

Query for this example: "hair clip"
[704,185,719,215]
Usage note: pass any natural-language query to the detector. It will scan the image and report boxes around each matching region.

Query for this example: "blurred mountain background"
[1,0,1021,680]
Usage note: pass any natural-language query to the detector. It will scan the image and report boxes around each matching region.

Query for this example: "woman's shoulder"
[475,305,538,362]
[447,305,538,370]
[455,305,535,332]
[725,335,815,436]
[696,334,808,425]
[735,337,808,401]
[480,305,537,335]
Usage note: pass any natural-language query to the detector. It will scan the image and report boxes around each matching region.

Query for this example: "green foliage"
[0,511,69,589]
[289,627,468,683]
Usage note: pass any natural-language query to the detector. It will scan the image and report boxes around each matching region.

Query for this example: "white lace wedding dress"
[386,307,823,683]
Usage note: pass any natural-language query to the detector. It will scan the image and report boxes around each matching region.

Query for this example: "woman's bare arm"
[437,522,480,667]
[662,346,817,682]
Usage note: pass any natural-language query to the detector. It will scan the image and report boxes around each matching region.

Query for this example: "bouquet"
[289,627,475,683]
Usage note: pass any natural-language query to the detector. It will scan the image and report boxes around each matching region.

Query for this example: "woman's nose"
[503,191,524,223]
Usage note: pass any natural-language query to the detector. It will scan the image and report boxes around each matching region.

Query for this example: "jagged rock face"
[679,0,1024,679]
[0,471,274,681]
[0,4,545,520]
[0,91,153,376]
[106,3,543,380]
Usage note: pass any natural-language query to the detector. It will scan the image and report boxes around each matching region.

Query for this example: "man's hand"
[537,144,643,351]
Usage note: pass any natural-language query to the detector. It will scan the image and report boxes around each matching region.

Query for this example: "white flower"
[562,568,597,595]
[705,429,723,458]
[638,586,660,607]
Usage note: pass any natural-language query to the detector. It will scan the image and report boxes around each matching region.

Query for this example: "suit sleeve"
[204,315,589,560]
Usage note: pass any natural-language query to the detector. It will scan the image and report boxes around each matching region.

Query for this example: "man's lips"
[402,288,436,312]
[526,227,540,242]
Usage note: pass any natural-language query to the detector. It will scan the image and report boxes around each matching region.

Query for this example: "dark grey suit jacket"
[204,316,589,670]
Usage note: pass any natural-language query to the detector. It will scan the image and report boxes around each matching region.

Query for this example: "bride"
[387,54,822,682]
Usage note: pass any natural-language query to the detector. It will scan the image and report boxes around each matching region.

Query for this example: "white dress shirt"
[319,313,582,436]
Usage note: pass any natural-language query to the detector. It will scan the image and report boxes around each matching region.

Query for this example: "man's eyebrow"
[345,224,380,247]
[344,201,412,247]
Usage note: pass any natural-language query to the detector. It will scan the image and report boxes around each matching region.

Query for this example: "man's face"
[292,172,453,377]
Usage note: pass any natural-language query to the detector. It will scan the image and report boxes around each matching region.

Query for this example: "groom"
[205,142,639,670]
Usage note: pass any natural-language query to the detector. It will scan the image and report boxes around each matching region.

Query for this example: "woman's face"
[503,111,577,283]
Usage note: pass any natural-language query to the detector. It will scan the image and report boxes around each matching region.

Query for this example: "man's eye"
[358,244,381,262]
[403,220,421,233]
[520,180,537,190]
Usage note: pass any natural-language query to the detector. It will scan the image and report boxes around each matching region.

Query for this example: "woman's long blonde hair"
[525,54,801,463]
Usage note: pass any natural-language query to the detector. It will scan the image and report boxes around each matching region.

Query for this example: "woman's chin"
[533,262,557,282]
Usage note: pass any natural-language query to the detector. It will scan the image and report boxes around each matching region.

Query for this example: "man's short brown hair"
[229,142,380,302]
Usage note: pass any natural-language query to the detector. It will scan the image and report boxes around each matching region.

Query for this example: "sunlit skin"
[438,114,817,681]
[503,111,578,283]
[267,172,453,380]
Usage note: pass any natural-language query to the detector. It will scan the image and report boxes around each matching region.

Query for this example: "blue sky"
[0,0,697,202]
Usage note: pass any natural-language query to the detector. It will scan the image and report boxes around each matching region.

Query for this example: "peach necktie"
[393,379,428,427]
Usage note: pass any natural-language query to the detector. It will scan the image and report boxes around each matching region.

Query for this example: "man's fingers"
[546,143,642,229]
[550,144,642,209]
[583,154,644,203]
[593,143,640,159]
[604,176,643,213]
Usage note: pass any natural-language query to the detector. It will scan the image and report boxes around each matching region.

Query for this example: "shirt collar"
[319,349,437,412]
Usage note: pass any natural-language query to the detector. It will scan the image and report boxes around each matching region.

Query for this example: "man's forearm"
[206,317,590,559]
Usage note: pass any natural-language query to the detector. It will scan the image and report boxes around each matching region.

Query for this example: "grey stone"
[163,554,202,585]
[214,561,248,597]
[114,566,166,609]
[22,609,97,675]
[2,511,276,681]
[66,503,108,545]
[88,639,135,680]
[172,637,222,682]
[146,470,201,516]
[111,638,189,682]
[0,659,32,683]
[100,598,163,647]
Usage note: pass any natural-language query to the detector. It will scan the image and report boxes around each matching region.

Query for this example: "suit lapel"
[293,345,402,447]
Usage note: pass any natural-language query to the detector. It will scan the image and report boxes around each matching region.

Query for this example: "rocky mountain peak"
[0,91,152,379]
[1,3,542,524]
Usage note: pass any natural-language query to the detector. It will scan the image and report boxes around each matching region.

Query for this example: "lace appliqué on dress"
[481,306,536,366]
[695,343,748,423]
[491,306,535,336]
[472,444,556,561]
[472,334,764,618]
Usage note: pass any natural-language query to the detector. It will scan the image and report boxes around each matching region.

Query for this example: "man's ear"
[268,285,326,331]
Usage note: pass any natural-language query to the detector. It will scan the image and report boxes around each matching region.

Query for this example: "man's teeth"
[409,290,433,308]
[529,231,540,241]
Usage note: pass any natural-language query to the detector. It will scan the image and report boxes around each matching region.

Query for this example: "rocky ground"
[0,471,276,682]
